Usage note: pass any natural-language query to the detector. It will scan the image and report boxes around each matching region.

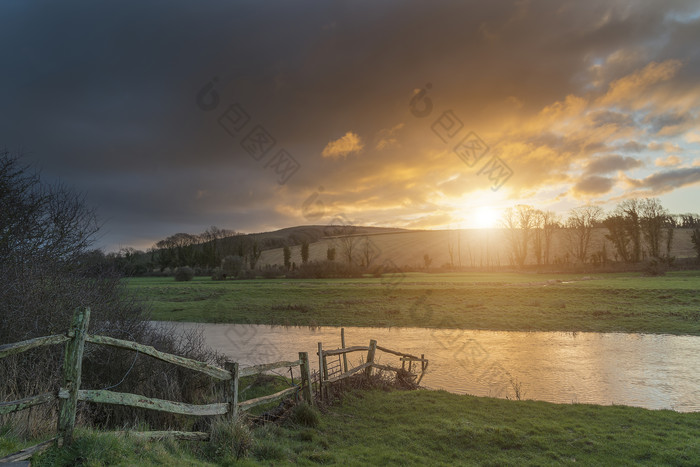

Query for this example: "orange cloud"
[375,123,404,150]
[598,60,683,106]
[655,155,682,167]
[322,132,364,158]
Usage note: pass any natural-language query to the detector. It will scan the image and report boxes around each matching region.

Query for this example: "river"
[154,322,700,412]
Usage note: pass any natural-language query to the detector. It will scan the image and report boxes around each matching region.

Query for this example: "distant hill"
[258,227,697,269]
[249,225,408,247]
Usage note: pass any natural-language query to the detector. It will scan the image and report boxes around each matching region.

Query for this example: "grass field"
[8,389,700,466]
[130,270,700,335]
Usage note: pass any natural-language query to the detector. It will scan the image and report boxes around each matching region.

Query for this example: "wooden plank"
[340,328,348,373]
[0,437,60,463]
[366,340,377,378]
[224,361,239,420]
[299,352,313,405]
[399,357,428,362]
[86,334,231,381]
[376,345,421,360]
[371,363,402,373]
[317,342,324,401]
[238,386,297,411]
[0,392,56,415]
[116,430,210,441]
[58,307,90,445]
[76,389,228,416]
[239,359,302,377]
[417,360,428,385]
[0,334,69,359]
[321,346,369,357]
[325,362,372,384]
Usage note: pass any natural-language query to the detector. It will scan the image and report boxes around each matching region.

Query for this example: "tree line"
[501,199,700,268]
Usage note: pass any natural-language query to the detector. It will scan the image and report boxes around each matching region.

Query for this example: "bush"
[252,439,287,461]
[209,417,253,460]
[261,265,284,279]
[221,255,244,277]
[287,403,320,428]
[286,260,362,279]
[174,266,194,281]
[0,152,224,438]
[642,258,667,276]
[211,267,225,281]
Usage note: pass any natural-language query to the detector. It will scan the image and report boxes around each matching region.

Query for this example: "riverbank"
[129,271,700,335]
[6,389,699,465]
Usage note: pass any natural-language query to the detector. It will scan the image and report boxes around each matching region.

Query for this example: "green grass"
[129,271,700,335]
[12,389,700,465]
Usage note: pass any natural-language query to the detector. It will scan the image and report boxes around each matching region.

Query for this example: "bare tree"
[326,224,358,265]
[640,198,671,260]
[604,214,631,263]
[447,231,455,268]
[619,199,642,262]
[501,205,535,267]
[542,211,559,265]
[691,228,700,262]
[248,237,262,269]
[360,236,378,268]
[564,206,603,263]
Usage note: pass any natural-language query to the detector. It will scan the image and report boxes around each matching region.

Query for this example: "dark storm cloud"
[585,154,643,175]
[626,166,700,194]
[573,175,615,196]
[1,0,700,249]
[618,141,647,153]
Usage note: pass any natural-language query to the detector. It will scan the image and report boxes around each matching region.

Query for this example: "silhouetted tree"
[501,205,535,267]
[283,245,291,270]
[301,241,309,264]
[564,206,603,263]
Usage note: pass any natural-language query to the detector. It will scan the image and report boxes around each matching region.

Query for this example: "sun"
[473,206,501,229]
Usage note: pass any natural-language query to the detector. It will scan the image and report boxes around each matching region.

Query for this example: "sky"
[2,0,700,252]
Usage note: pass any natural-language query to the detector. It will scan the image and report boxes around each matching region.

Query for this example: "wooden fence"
[0,307,313,463]
[316,331,429,400]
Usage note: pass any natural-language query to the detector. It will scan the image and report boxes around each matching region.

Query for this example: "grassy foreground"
[6,389,699,466]
[130,271,700,335]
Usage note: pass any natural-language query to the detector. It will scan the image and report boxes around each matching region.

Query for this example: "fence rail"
[1,313,425,463]
[0,307,313,463]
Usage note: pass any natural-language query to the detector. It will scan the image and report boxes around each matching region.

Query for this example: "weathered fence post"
[299,352,313,405]
[365,339,377,378]
[57,307,90,444]
[317,342,324,401]
[340,328,348,373]
[224,361,239,420]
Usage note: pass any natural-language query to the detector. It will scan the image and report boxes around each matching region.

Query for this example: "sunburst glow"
[473,206,501,229]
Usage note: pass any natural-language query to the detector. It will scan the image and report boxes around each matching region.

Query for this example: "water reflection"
[154,322,700,412]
